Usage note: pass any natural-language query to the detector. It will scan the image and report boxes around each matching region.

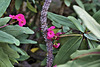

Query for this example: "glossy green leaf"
[27,0,37,13]
[75,0,85,9]
[73,5,100,39]
[93,10,100,24]
[64,0,71,7]
[15,0,23,10]
[54,36,82,65]
[0,30,20,46]
[0,17,11,26]
[47,12,77,29]
[0,0,11,17]
[68,16,85,32]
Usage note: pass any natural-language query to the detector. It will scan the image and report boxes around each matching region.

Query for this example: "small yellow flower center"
[18,16,21,19]
[21,21,24,23]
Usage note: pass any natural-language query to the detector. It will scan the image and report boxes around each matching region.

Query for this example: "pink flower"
[47,36,52,39]
[47,26,55,31]
[53,43,60,48]
[16,14,25,21]
[9,15,16,19]
[53,65,57,67]
[9,14,26,27]
[47,31,55,38]
[18,19,26,27]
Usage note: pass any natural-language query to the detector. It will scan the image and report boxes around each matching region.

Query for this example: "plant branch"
[59,34,82,37]
[0,21,17,28]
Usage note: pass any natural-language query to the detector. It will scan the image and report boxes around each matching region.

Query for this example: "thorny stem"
[40,0,53,67]
[0,21,17,28]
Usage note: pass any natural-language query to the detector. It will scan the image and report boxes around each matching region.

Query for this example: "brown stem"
[40,0,53,67]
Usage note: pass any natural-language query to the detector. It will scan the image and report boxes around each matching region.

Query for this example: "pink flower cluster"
[47,26,62,48]
[9,14,26,27]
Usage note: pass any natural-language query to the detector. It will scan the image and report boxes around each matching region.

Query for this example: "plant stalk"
[40,0,53,67]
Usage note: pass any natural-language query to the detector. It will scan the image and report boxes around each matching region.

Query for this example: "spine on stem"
[40,0,53,67]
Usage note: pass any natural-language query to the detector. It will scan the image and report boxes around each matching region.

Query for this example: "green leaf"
[1,25,34,37]
[32,0,35,4]
[0,30,20,46]
[16,34,37,44]
[39,44,46,51]
[0,48,13,67]
[0,0,11,17]
[0,43,20,59]
[73,5,100,39]
[68,16,85,32]
[75,0,85,9]
[9,45,30,61]
[52,21,61,28]
[0,43,19,64]
[27,0,37,13]
[84,33,98,41]
[52,29,60,34]
[47,12,77,29]
[19,39,37,44]
[88,40,100,49]
[0,17,11,26]
[79,39,88,50]
[15,0,23,10]
[41,58,46,66]
[57,46,100,67]
[64,0,71,7]
[54,36,82,65]
[93,10,100,24]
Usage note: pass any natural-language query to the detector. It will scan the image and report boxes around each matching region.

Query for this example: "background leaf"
[27,0,37,13]
[75,0,85,9]
[0,17,11,26]
[0,0,11,17]
[64,0,71,7]
[47,12,77,29]
[93,10,100,24]
[15,0,23,10]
